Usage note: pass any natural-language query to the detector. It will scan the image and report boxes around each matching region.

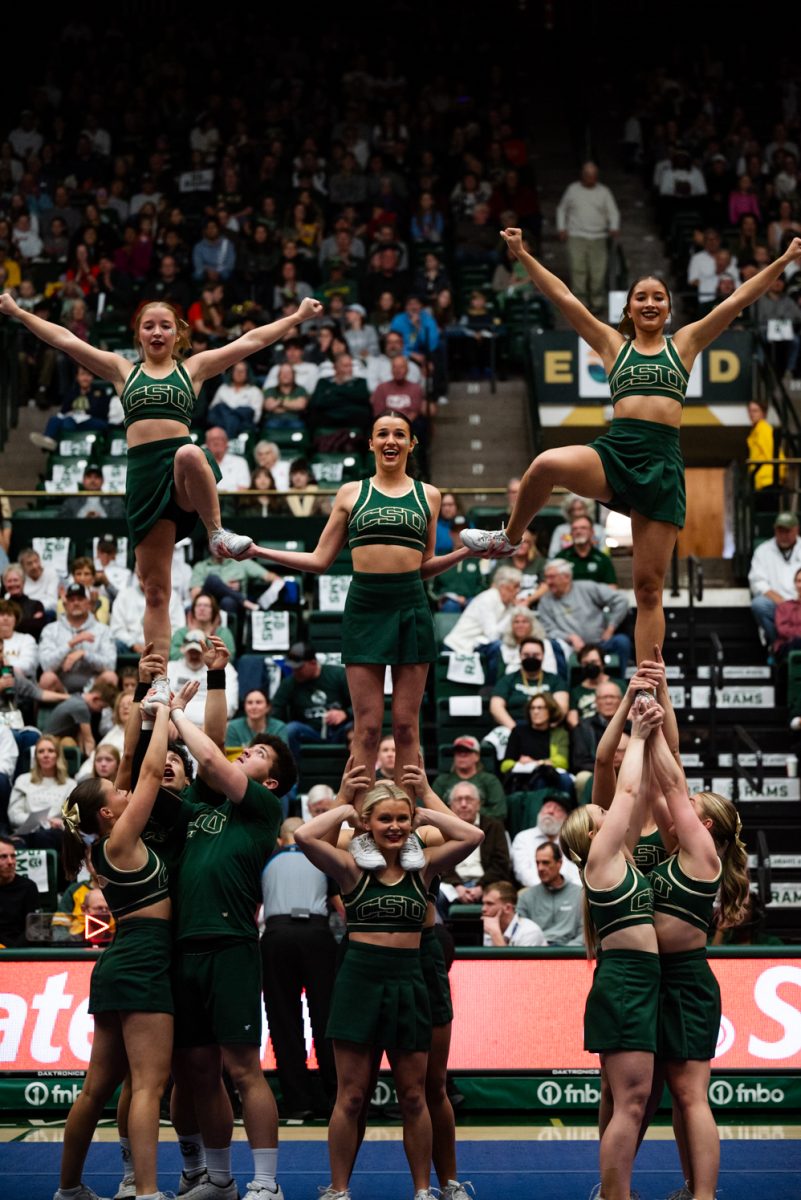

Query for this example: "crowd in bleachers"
[623,69,801,374]
[1,22,795,956]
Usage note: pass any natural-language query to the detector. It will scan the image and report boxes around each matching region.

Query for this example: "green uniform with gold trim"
[583,861,660,1054]
[633,828,668,877]
[171,775,282,1047]
[342,478,436,665]
[327,868,432,1050]
[89,838,173,1014]
[652,853,722,1060]
[120,361,222,546]
[420,876,454,1026]
[587,336,688,528]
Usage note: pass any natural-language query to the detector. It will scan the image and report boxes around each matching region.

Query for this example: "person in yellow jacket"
[747,400,786,492]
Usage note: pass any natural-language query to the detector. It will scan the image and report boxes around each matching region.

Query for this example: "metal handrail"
[729,723,765,803]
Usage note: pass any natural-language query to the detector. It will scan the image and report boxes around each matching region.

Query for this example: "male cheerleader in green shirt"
[168,679,296,1200]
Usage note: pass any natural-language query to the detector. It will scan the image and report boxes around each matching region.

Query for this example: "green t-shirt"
[142,788,199,881]
[271,664,351,726]
[562,546,617,585]
[430,558,488,602]
[190,557,271,591]
[570,677,627,722]
[431,768,507,820]
[492,669,568,721]
[174,776,282,941]
[225,715,288,748]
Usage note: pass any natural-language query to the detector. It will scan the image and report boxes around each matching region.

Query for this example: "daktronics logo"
[0,957,800,1071]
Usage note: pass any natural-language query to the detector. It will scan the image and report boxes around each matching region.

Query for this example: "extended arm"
[186,298,324,382]
[648,728,718,876]
[588,702,663,886]
[202,636,230,751]
[677,237,801,358]
[106,701,171,861]
[421,545,477,580]
[170,700,252,801]
[499,228,623,361]
[0,295,130,386]
[244,491,351,573]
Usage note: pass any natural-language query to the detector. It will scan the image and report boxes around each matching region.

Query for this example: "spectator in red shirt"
[370,355,426,422]
[775,567,801,658]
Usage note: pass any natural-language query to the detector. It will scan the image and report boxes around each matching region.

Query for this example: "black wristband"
[134,682,149,702]
[207,669,226,689]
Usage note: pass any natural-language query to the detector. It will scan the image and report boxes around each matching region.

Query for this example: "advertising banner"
[1,957,799,1073]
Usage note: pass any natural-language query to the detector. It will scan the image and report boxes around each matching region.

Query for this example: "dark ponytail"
[61,778,107,881]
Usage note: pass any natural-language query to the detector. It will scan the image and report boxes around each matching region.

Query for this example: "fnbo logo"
[708,1080,733,1106]
[536,1080,562,1106]
[24,1081,49,1106]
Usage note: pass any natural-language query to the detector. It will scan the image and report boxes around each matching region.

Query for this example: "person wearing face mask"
[490,637,569,730]
[562,515,618,586]
[568,644,627,728]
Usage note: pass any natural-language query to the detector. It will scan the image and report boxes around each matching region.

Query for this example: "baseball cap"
[97,533,117,550]
[285,641,317,669]
[182,630,206,648]
[84,462,103,475]
[452,736,481,753]
[775,512,799,528]
[65,583,87,599]
[346,303,367,317]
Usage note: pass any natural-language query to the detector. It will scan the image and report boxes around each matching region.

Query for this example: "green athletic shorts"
[172,938,262,1047]
[126,436,222,547]
[659,947,721,1061]
[584,948,661,1055]
[420,927,453,1026]
[342,570,436,666]
[89,917,173,1015]
[587,417,685,528]
[326,941,432,1051]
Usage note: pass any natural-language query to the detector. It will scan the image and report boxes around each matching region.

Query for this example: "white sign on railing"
[250,611,291,651]
[32,537,70,574]
[319,575,351,613]
[447,653,485,686]
[690,686,775,709]
[16,849,50,894]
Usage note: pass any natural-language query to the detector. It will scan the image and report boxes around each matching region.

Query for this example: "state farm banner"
[1,956,799,1073]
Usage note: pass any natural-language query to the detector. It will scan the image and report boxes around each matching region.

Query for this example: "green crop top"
[650,853,721,934]
[585,860,654,940]
[633,828,668,877]
[608,337,690,407]
[348,478,430,553]
[91,838,170,919]
[121,361,196,430]
[343,869,428,933]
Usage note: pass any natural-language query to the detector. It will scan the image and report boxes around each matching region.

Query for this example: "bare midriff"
[351,546,424,573]
[126,417,193,447]
[350,930,423,949]
[612,394,683,429]
[654,911,707,953]
[118,897,172,922]
[599,923,660,954]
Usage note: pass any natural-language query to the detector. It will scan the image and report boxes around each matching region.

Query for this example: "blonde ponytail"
[695,793,751,928]
[560,807,599,958]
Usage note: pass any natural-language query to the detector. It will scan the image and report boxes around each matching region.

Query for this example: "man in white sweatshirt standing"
[556,162,620,314]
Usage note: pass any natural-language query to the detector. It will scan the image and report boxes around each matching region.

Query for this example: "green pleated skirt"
[659,947,721,1061]
[420,927,454,1026]
[341,570,437,666]
[326,941,432,1051]
[125,436,222,547]
[89,917,174,1015]
[584,948,661,1055]
[587,417,685,528]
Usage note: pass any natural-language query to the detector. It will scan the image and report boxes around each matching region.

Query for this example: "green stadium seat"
[307,611,344,653]
[264,427,310,456]
[311,453,364,485]
[433,612,460,646]
[62,746,84,778]
[435,696,493,743]
[787,651,801,716]
[58,431,106,458]
[297,743,349,793]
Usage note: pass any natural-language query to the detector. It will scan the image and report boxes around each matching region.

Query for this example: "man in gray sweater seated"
[516,841,583,945]
[537,559,631,665]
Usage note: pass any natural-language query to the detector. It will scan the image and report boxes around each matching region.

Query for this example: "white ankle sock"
[119,1136,132,1170]
[178,1131,206,1176]
[251,1146,278,1189]
[205,1145,232,1185]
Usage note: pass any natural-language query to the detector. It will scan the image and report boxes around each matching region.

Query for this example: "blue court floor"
[1,1123,799,1200]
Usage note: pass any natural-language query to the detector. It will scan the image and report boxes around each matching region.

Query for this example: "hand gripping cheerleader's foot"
[209,526,254,560]
[140,678,172,717]
[460,525,522,558]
